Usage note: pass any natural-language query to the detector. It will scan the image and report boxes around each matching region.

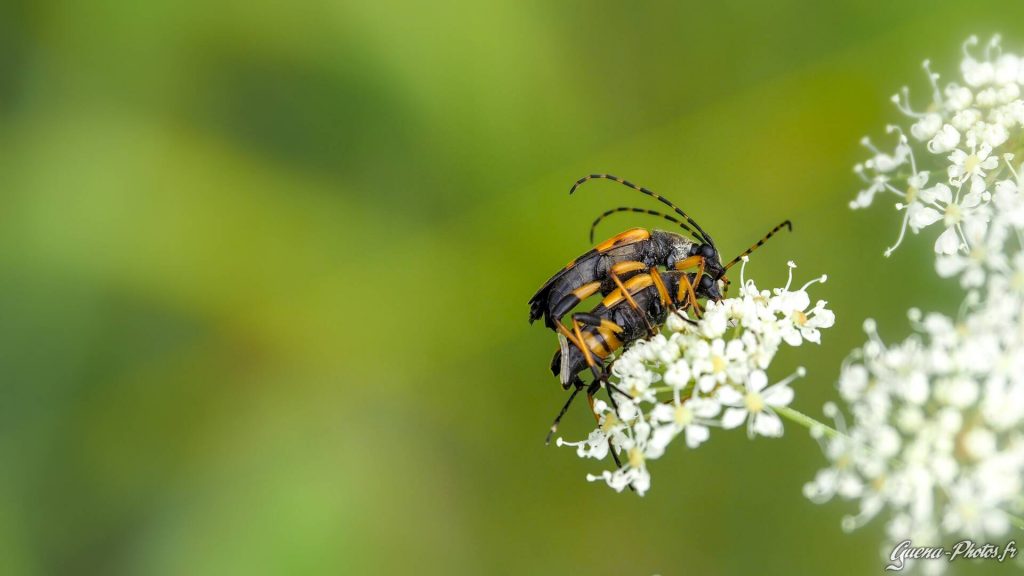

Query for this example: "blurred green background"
[1,1,1021,574]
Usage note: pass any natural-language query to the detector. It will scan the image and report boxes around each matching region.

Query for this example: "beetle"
[533,174,793,444]
[543,268,699,444]
[528,174,791,332]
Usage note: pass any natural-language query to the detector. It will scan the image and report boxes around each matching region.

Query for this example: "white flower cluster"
[853,35,1024,280]
[807,303,1024,543]
[557,260,834,495]
[809,35,1024,573]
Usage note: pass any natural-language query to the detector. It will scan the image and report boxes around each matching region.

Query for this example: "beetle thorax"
[653,230,695,268]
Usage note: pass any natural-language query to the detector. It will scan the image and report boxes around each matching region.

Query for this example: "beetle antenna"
[588,206,705,245]
[724,220,792,270]
[570,174,715,248]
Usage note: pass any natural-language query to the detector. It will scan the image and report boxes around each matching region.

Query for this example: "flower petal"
[753,411,784,437]
[934,226,962,254]
[748,370,769,393]
[685,425,710,448]
[910,207,942,231]
[764,383,794,407]
[721,407,748,430]
[716,386,744,406]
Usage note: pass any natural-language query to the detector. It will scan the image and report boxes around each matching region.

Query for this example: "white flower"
[772,288,834,345]
[809,270,1024,550]
[863,135,910,172]
[927,124,960,153]
[909,181,987,255]
[557,260,833,494]
[821,34,1024,553]
[690,337,748,393]
[850,166,889,209]
[650,396,721,450]
[944,84,974,111]
[718,369,800,438]
[911,113,943,141]
[993,178,1024,226]
[947,143,998,185]
[556,429,609,460]
[941,479,1011,538]
[934,217,1004,287]
[962,51,994,87]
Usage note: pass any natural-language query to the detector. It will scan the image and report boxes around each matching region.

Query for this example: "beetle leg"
[673,255,707,317]
[550,281,602,328]
[609,270,656,337]
[608,259,647,278]
[555,316,618,378]
[545,377,584,444]
[694,257,707,312]
[555,321,585,352]
[675,271,704,320]
[648,266,673,309]
[585,380,601,420]
[570,317,604,381]
[573,314,624,368]
[650,267,698,326]
[554,322,603,384]
[543,376,627,483]
[672,254,704,271]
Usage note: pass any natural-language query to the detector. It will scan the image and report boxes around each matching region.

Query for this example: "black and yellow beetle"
[530,174,793,442]
[529,174,790,332]
[542,268,699,445]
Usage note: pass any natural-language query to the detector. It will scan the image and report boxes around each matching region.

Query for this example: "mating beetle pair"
[529,174,791,443]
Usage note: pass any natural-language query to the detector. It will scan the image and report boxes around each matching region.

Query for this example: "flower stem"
[774,405,843,440]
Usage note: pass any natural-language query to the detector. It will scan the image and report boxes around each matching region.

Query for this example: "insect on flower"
[530,174,792,442]
[529,175,790,331]
[545,269,698,442]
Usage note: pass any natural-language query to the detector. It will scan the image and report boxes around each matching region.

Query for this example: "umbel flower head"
[557,259,833,495]
[854,34,1024,277]
[807,305,1024,531]
[810,34,1024,574]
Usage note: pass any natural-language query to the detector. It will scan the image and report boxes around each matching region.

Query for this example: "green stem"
[647,386,846,440]
[774,405,844,440]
